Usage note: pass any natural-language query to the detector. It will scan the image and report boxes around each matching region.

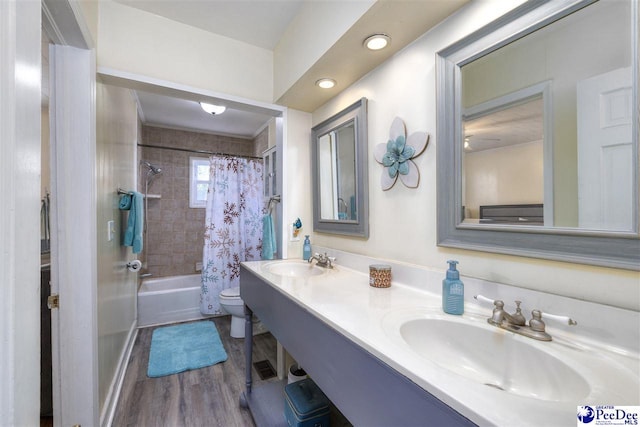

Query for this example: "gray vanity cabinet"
[239,265,475,427]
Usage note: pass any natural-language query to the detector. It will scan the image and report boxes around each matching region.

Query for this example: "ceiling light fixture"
[364,34,391,51]
[315,78,336,89]
[200,102,226,115]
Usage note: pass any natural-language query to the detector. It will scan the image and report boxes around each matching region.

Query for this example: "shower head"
[142,161,163,175]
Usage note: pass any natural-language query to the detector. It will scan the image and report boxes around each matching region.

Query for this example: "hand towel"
[123,191,143,254]
[261,214,276,260]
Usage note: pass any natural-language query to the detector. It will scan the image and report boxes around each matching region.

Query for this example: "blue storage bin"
[284,378,331,427]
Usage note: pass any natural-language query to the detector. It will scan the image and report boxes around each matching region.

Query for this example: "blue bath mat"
[147,321,228,378]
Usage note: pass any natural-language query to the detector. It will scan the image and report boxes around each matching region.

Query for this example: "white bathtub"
[138,274,212,327]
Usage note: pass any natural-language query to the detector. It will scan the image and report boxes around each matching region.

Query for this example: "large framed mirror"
[312,98,369,237]
[436,0,639,270]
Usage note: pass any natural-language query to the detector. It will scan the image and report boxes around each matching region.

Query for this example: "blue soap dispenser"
[302,235,312,261]
[442,260,464,315]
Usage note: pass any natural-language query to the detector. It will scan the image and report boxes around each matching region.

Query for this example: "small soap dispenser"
[442,260,464,315]
[302,235,312,261]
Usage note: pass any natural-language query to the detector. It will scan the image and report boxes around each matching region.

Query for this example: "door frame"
[97,67,289,259]
[49,44,99,426]
[43,1,99,426]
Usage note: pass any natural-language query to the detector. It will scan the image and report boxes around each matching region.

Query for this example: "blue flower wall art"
[374,117,429,190]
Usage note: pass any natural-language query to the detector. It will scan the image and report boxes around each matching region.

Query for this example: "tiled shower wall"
[139,125,269,277]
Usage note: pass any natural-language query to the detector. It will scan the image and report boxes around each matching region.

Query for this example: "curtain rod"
[138,143,263,160]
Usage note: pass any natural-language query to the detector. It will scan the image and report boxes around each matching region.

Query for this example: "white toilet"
[219,287,246,338]
[219,287,267,338]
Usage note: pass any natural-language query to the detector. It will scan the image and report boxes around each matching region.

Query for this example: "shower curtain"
[200,155,264,315]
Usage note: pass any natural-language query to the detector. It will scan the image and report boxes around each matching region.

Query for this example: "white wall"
[462,0,631,227]
[303,0,639,311]
[97,1,274,103]
[273,1,374,101]
[95,82,138,415]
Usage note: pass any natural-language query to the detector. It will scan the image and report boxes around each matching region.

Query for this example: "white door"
[49,44,99,426]
[577,67,634,231]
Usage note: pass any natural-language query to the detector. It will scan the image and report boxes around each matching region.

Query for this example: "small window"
[189,157,210,208]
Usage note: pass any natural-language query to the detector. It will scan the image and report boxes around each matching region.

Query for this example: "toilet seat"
[218,286,266,338]
[220,286,240,299]
[219,286,243,306]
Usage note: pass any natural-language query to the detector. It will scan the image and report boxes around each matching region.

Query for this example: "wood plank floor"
[112,316,277,427]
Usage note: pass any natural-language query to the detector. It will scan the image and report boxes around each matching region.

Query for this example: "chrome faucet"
[308,252,335,269]
[488,300,526,327]
[475,295,577,342]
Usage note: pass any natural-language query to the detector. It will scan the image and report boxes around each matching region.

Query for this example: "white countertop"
[241,256,640,427]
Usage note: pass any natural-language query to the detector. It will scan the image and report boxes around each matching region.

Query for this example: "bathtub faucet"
[308,252,335,269]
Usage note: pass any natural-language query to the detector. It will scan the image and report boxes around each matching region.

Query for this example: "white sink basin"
[265,261,325,278]
[385,311,591,402]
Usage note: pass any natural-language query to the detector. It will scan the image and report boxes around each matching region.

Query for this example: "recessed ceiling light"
[200,102,226,115]
[364,34,391,51]
[315,78,336,89]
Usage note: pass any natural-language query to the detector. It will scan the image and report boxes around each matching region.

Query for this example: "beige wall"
[140,126,263,278]
[464,141,543,218]
[284,109,313,259]
[254,126,269,157]
[77,0,98,47]
[95,82,138,411]
[303,0,639,311]
[97,1,273,103]
[41,107,50,198]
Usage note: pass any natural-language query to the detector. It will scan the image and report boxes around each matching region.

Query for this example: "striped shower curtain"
[200,155,264,315]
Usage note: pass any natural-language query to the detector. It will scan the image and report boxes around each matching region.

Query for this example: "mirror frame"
[436,0,640,270]
[312,98,369,238]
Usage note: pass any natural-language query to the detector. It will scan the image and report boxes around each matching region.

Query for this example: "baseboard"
[99,321,138,427]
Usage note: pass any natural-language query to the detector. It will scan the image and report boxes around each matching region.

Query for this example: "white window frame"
[189,156,210,208]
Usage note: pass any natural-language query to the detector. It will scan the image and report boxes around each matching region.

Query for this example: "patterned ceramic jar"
[369,264,391,288]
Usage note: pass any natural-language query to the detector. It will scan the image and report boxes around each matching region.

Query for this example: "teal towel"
[119,194,132,210]
[261,214,277,260]
[123,191,143,254]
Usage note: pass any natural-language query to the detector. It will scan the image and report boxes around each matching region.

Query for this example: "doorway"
[43,0,99,425]
[40,28,53,427]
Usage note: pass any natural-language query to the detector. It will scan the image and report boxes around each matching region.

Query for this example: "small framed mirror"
[312,98,369,237]
[436,0,639,269]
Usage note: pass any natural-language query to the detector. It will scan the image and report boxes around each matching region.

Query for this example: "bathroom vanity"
[239,262,472,426]
[239,253,639,426]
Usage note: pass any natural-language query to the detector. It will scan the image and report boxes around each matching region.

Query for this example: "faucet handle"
[529,310,546,332]
[474,294,495,305]
[540,310,577,326]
